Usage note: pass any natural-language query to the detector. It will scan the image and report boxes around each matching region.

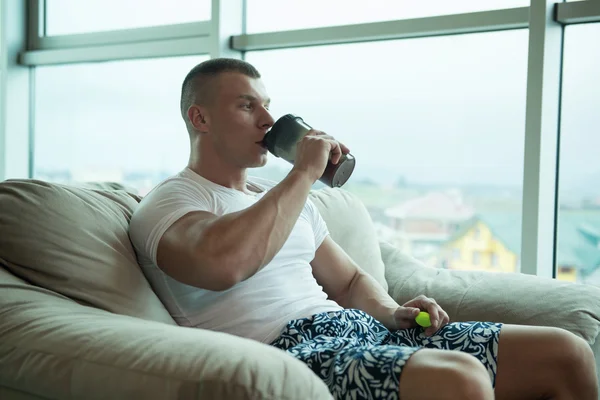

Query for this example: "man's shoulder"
[129,170,215,242]
[138,172,194,204]
[132,169,215,221]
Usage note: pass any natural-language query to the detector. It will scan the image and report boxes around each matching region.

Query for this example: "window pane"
[34,55,207,195]
[246,0,528,34]
[246,30,528,271]
[557,23,600,286]
[45,0,211,35]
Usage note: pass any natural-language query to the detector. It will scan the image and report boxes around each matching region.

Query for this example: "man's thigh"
[494,324,597,400]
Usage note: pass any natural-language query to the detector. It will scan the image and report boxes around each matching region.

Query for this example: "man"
[129,58,597,399]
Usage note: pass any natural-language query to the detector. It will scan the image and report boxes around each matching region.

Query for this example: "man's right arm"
[156,169,313,291]
[156,131,348,291]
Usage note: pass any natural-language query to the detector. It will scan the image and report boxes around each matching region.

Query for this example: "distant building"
[35,169,72,183]
[582,196,600,210]
[372,222,411,254]
[558,220,600,283]
[384,189,474,265]
[71,168,124,183]
[439,211,600,283]
[438,213,521,275]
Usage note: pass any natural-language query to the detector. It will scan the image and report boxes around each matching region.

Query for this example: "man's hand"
[393,295,450,336]
[292,130,350,183]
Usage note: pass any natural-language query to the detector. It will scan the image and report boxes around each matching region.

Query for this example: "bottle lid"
[325,154,356,188]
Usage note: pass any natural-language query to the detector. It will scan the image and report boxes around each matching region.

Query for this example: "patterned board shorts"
[270,309,502,400]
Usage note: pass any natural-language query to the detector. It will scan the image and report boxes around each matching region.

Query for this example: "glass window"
[491,253,499,267]
[34,55,208,195]
[246,29,527,271]
[557,23,600,286]
[453,248,461,260]
[473,251,481,266]
[45,0,211,36]
[246,0,529,34]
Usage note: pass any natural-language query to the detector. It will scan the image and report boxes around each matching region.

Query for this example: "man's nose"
[261,108,275,128]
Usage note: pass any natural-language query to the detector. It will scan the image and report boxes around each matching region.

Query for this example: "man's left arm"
[310,235,450,336]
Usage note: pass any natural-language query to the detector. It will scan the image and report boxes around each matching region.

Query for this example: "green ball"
[415,311,431,328]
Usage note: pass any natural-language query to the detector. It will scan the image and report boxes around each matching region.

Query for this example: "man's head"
[180,58,261,126]
[181,58,274,170]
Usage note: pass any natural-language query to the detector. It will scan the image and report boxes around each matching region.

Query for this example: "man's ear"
[187,104,209,133]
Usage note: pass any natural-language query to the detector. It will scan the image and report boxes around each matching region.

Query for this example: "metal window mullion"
[26,0,43,50]
[28,68,35,178]
[520,0,564,278]
[0,0,31,181]
[555,0,600,25]
[210,0,243,58]
[19,36,211,66]
[231,7,530,51]
[35,21,212,50]
[0,0,4,181]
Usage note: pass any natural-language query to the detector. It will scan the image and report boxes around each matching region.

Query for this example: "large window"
[246,0,528,33]
[15,0,600,284]
[34,55,207,195]
[45,0,211,35]
[246,29,528,272]
[557,23,600,286]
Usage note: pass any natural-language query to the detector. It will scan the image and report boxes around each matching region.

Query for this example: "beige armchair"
[1,179,599,400]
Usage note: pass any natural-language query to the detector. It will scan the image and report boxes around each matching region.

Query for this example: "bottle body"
[262,114,355,188]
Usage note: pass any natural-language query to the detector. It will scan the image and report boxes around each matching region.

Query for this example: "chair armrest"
[0,271,332,400]
[380,241,600,344]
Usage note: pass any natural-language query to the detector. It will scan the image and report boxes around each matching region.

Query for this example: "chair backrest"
[309,187,388,291]
[0,179,176,325]
[0,178,390,325]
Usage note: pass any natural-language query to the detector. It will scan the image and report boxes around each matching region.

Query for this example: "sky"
[34,1,599,196]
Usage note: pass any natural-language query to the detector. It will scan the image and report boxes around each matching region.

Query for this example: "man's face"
[204,72,274,169]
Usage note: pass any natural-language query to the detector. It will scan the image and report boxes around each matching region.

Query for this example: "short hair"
[180,58,261,122]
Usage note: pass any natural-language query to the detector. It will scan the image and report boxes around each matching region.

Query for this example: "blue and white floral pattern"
[270,309,502,400]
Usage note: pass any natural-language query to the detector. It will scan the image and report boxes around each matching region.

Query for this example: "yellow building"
[438,214,591,282]
[441,220,518,274]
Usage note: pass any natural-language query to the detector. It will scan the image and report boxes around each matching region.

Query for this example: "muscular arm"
[310,236,401,330]
[157,169,314,291]
[156,130,346,292]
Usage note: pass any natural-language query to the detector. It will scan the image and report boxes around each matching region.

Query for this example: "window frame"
[2,0,600,281]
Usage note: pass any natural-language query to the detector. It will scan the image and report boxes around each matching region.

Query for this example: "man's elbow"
[197,247,260,291]
[332,269,362,307]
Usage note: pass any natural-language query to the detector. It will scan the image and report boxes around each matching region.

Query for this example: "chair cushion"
[381,241,600,343]
[0,266,332,400]
[310,187,388,291]
[0,179,175,325]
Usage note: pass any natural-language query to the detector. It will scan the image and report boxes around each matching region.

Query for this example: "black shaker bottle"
[262,114,356,188]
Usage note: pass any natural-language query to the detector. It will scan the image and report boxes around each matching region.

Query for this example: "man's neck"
[187,137,258,194]
[187,153,254,194]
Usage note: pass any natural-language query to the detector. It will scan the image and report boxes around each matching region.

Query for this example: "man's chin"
[247,156,268,169]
